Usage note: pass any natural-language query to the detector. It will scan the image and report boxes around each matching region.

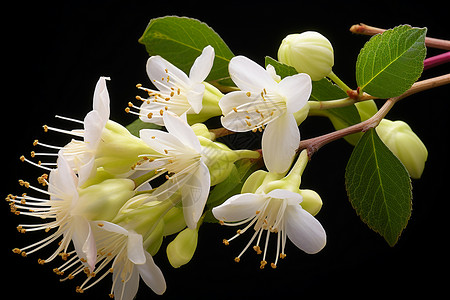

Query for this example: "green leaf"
[265,56,298,78]
[356,25,427,98]
[345,128,412,246]
[126,118,161,137]
[139,16,234,85]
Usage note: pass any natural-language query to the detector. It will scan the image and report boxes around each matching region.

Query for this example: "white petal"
[71,216,96,271]
[186,83,205,114]
[219,91,252,116]
[146,56,190,93]
[266,189,303,204]
[137,252,166,295]
[51,153,79,196]
[220,92,285,132]
[94,220,129,235]
[285,204,326,254]
[92,77,110,124]
[181,162,210,229]
[139,128,185,154]
[189,45,215,83]
[127,232,146,265]
[83,110,104,147]
[229,56,277,92]
[278,73,312,114]
[261,113,300,173]
[212,193,266,222]
[163,112,201,153]
[113,265,140,300]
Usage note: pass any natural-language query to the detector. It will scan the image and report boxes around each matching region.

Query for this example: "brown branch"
[298,74,450,157]
[350,23,450,51]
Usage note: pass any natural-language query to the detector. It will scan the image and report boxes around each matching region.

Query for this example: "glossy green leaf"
[356,25,427,98]
[345,129,412,246]
[139,16,234,85]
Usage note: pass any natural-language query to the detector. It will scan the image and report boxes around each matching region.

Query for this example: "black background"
[4,1,449,299]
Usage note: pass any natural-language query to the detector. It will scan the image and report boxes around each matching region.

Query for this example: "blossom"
[133,45,215,125]
[10,153,96,271]
[212,189,326,269]
[59,76,111,184]
[137,112,210,229]
[75,221,166,298]
[219,56,312,173]
[42,77,153,179]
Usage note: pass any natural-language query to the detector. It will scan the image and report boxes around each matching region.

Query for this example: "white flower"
[212,189,326,269]
[219,56,312,173]
[134,45,215,125]
[137,112,210,229]
[75,221,166,298]
[59,76,111,184]
[10,153,96,271]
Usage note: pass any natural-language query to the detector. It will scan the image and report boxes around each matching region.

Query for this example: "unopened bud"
[166,227,198,268]
[278,31,334,81]
[376,119,428,179]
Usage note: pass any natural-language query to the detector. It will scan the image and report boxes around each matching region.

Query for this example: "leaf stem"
[350,23,450,50]
[298,74,450,157]
[327,71,352,92]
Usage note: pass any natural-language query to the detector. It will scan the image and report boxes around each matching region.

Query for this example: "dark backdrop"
[4,1,449,298]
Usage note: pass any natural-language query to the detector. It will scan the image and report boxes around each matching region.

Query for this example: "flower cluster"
[7,23,433,299]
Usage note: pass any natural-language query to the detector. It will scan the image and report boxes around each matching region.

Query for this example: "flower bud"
[278,31,334,81]
[299,189,322,216]
[96,120,156,174]
[376,119,428,179]
[166,227,198,268]
[75,178,136,221]
[199,136,260,186]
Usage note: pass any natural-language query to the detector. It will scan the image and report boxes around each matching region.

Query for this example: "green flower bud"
[278,31,334,81]
[299,189,322,216]
[187,82,224,124]
[166,227,198,268]
[96,120,155,174]
[162,206,186,236]
[75,178,136,221]
[376,119,428,179]
[199,136,260,186]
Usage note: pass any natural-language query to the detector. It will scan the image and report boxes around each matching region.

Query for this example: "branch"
[350,23,450,50]
[298,74,450,157]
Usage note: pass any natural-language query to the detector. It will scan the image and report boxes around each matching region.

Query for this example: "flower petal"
[50,153,79,196]
[113,265,140,300]
[181,162,210,229]
[285,204,326,254]
[94,220,129,235]
[146,56,190,93]
[261,113,300,173]
[229,56,277,92]
[127,232,146,265]
[186,83,205,114]
[212,193,266,222]
[137,252,166,295]
[139,128,184,154]
[267,189,302,204]
[189,45,215,83]
[163,112,201,153]
[278,73,312,114]
[220,92,285,132]
[92,77,110,125]
[71,216,96,271]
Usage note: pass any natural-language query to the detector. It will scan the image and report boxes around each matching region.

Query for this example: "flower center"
[220,196,288,269]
